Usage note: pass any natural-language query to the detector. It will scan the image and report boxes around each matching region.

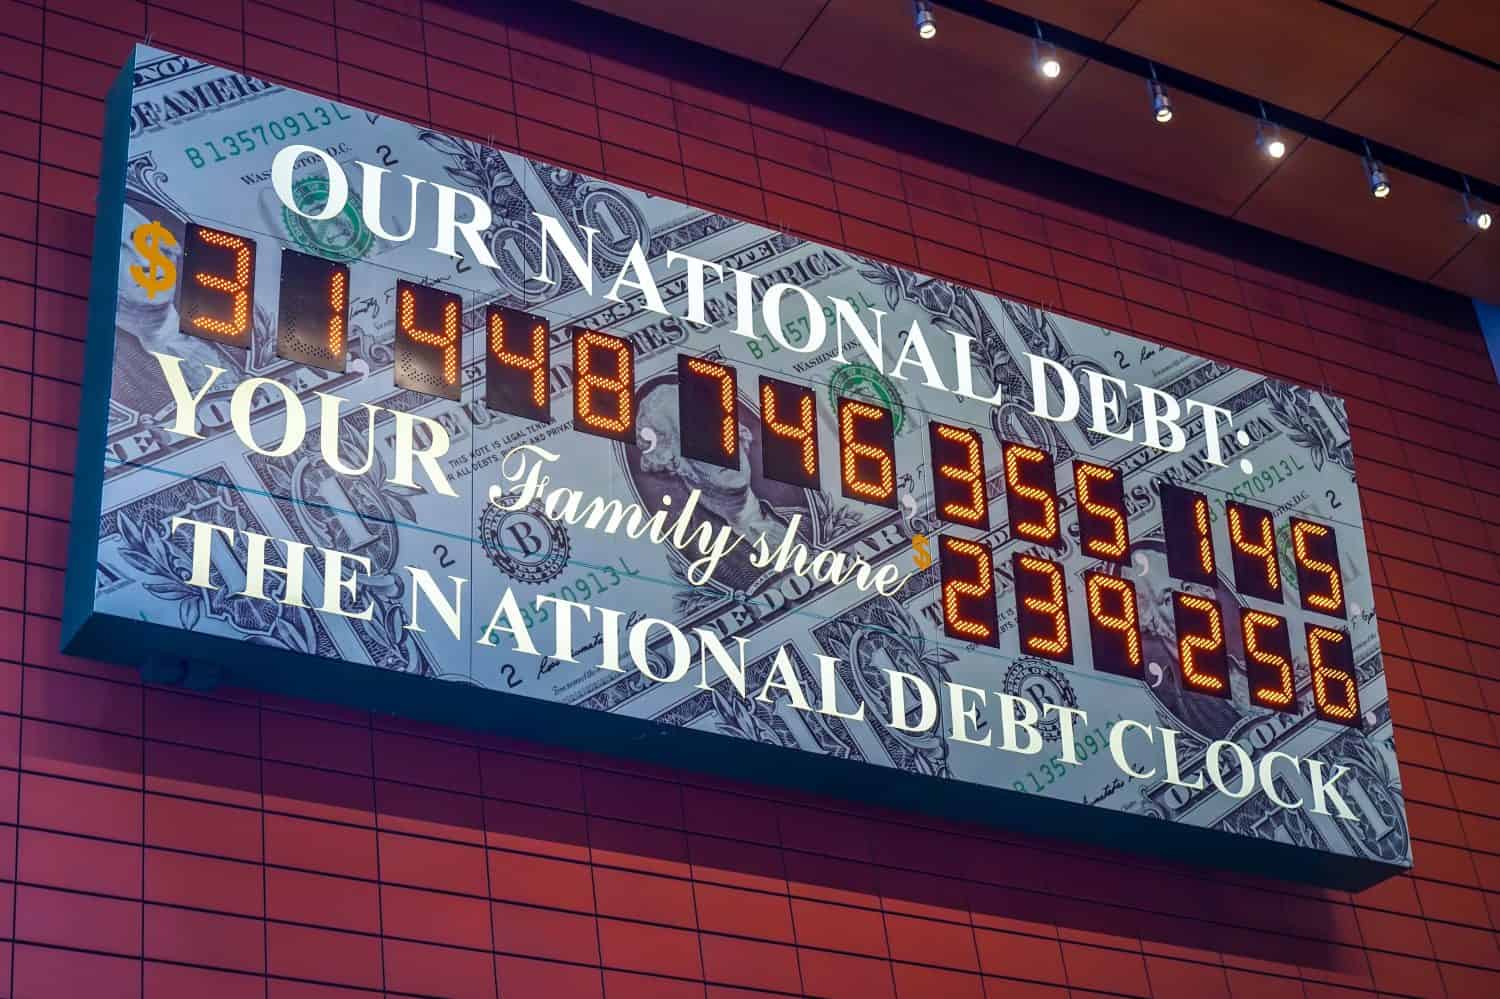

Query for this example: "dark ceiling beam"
[936,0,1500,206]
[1315,0,1500,76]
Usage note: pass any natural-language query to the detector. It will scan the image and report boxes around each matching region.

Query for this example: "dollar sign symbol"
[129,220,178,300]
[912,534,932,571]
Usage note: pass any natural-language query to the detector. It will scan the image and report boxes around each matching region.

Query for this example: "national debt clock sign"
[66,45,1411,888]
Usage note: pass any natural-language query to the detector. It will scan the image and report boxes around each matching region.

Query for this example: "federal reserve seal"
[1002,658,1079,743]
[828,363,907,434]
[479,501,570,584]
[281,175,374,262]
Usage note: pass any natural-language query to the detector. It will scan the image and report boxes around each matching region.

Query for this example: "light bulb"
[1036,40,1061,78]
[914,1,936,40]
[1149,79,1172,124]
[1465,197,1492,231]
[1363,148,1390,199]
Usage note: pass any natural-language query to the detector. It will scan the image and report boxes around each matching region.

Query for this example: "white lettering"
[404,567,466,640]
[272,145,347,221]
[1109,719,1156,780]
[151,351,224,439]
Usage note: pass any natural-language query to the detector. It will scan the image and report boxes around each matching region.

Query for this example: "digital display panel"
[759,376,820,490]
[572,329,635,443]
[395,280,462,402]
[180,223,255,347]
[678,356,738,468]
[1242,609,1296,712]
[1160,483,1217,586]
[1003,442,1061,547]
[930,422,989,528]
[1013,553,1072,663]
[1074,462,1129,564]
[837,397,896,508]
[1291,518,1346,617]
[1307,625,1361,726]
[275,248,349,372]
[1173,593,1230,698]
[938,537,998,646]
[68,44,1410,892]
[1084,572,1142,676]
[486,306,551,423]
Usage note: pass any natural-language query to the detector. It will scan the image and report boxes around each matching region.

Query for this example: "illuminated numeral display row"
[937,539,1360,726]
[180,227,1360,727]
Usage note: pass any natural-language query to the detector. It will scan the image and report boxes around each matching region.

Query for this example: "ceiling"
[575,0,1500,302]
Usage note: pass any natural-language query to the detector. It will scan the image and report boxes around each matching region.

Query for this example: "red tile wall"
[1,0,1498,997]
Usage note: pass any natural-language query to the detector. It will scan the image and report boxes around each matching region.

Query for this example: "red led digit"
[572,329,636,443]
[395,280,463,402]
[1012,554,1071,663]
[837,397,897,508]
[275,248,348,372]
[181,223,256,346]
[1307,624,1361,726]
[759,377,820,489]
[1074,462,1130,563]
[1160,483,1216,585]
[1290,518,1346,617]
[929,422,988,528]
[1003,442,1061,547]
[1172,593,1229,697]
[1084,572,1142,676]
[938,537,998,646]
[485,306,551,422]
[678,355,738,468]
[1227,501,1282,602]
[1242,609,1296,712]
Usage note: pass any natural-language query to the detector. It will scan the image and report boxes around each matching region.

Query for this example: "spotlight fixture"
[1362,141,1390,199]
[1255,104,1285,160]
[1462,179,1492,231]
[1033,23,1061,79]
[913,0,936,40]
[1147,65,1172,124]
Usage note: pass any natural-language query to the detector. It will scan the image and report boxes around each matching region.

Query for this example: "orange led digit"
[395,280,463,402]
[759,377,820,489]
[572,329,636,443]
[1172,593,1229,697]
[1003,442,1061,547]
[938,537,999,645]
[1227,501,1282,602]
[929,422,988,527]
[181,223,256,346]
[1160,483,1216,585]
[1291,518,1346,617]
[485,306,551,422]
[1242,609,1296,712]
[1074,462,1130,563]
[1012,554,1072,663]
[837,397,897,508]
[1084,572,1142,676]
[275,248,348,372]
[1307,624,1361,726]
[678,356,738,468]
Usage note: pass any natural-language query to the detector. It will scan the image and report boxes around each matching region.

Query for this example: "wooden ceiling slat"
[575,0,1500,300]
[1329,36,1500,189]
[1103,0,1400,120]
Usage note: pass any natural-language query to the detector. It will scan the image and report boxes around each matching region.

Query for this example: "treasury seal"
[479,501,570,585]
[828,363,906,434]
[281,176,374,262]
[1002,658,1079,743]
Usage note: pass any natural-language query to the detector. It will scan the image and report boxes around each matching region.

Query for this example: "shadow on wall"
[21,613,1362,986]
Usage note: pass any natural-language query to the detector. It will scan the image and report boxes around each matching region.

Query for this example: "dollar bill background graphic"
[66,45,1410,887]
